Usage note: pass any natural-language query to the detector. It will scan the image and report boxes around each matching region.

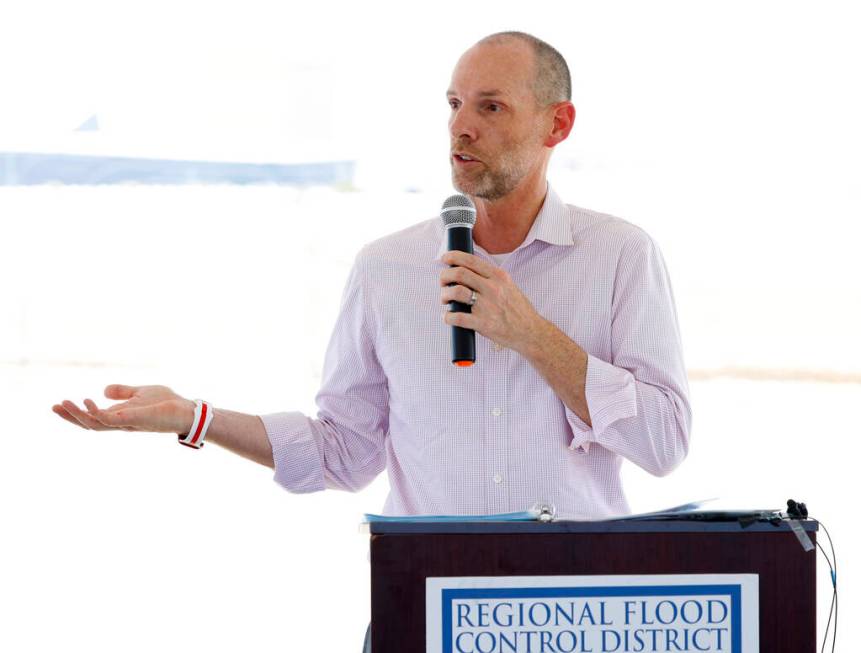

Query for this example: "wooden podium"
[369,519,817,652]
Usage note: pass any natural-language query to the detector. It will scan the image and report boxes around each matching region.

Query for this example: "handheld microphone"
[441,194,477,367]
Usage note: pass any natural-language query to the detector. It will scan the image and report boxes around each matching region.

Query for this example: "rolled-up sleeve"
[260,249,390,493]
[566,232,692,477]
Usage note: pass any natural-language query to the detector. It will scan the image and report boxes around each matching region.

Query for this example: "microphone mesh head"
[441,194,476,226]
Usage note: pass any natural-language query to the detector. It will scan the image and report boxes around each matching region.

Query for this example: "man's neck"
[471,178,548,255]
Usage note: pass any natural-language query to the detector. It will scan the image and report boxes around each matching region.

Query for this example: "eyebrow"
[446,89,507,98]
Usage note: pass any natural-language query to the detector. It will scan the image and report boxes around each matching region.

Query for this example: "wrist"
[178,399,213,449]
[519,316,554,359]
[177,398,197,435]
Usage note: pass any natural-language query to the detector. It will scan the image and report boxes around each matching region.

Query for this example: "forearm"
[520,317,592,428]
[522,323,689,475]
[188,403,274,469]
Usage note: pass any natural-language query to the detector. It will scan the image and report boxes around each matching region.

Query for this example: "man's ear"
[544,102,575,148]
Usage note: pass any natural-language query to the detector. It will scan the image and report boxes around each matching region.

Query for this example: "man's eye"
[486,103,501,112]
[449,100,460,109]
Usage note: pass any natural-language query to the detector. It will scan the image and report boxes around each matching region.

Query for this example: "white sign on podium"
[426,574,759,653]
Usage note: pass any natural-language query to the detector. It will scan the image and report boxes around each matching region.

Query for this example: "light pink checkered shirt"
[261,185,691,520]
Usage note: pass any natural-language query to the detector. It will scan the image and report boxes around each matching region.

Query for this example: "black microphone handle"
[447,225,476,366]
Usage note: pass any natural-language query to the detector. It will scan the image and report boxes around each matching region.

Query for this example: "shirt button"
[492,473,503,484]
[491,407,502,417]
[493,341,503,351]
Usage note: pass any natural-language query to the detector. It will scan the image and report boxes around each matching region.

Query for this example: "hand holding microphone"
[439,195,547,363]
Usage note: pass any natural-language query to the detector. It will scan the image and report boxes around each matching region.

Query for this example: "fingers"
[440,284,474,305]
[441,251,496,278]
[443,310,475,329]
[104,384,139,400]
[53,404,87,428]
[84,399,134,429]
[439,266,487,294]
[92,399,130,414]
[56,400,113,431]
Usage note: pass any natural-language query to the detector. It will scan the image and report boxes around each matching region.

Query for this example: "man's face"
[447,41,548,201]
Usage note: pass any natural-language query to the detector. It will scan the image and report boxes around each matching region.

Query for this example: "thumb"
[104,384,139,400]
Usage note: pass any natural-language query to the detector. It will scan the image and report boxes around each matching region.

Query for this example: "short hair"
[478,31,571,106]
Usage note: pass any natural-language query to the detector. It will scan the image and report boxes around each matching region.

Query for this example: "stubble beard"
[451,135,539,202]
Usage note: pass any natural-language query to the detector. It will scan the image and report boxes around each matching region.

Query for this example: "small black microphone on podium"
[441,194,477,367]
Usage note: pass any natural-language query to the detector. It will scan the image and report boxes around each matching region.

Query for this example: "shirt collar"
[435,183,574,260]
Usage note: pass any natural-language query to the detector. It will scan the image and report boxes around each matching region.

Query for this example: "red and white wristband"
[178,399,213,449]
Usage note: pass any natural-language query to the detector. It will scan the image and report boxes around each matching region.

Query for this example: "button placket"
[484,342,510,513]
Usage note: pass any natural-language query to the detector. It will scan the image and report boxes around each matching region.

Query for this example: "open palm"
[52,384,194,434]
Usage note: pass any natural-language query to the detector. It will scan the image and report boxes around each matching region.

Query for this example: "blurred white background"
[1,0,858,651]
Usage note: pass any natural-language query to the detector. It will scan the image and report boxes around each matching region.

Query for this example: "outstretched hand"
[52,384,195,434]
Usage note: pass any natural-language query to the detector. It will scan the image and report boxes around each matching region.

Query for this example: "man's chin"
[453,179,499,201]
[451,173,482,198]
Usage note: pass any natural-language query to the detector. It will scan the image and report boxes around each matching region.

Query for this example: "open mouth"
[453,153,481,164]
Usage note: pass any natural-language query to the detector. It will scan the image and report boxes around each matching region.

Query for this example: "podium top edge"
[368,519,819,535]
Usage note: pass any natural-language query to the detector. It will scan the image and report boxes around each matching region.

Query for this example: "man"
[53,32,691,522]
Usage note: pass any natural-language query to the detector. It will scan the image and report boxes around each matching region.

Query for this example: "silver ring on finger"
[467,289,477,306]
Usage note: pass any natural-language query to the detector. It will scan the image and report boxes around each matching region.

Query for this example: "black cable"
[813,519,837,652]
[816,541,836,653]
[818,521,838,653]
[816,520,838,580]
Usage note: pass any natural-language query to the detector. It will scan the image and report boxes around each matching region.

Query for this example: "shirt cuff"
[566,354,638,454]
[259,411,326,493]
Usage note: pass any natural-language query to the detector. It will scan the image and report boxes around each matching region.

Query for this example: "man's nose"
[449,108,477,142]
